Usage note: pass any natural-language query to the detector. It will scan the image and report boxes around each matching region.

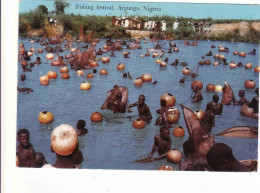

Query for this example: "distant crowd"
[112,16,211,35]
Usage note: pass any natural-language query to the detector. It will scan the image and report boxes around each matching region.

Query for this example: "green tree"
[28,11,45,29]
[37,5,48,14]
[54,0,70,14]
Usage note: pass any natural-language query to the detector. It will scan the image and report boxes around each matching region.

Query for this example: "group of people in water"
[17,32,258,171]
[17,119,88,168]
[96,80,258,171]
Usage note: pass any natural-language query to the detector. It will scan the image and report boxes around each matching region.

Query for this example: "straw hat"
[51,124,78,156]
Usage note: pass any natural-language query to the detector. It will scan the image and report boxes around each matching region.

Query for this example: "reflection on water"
[17,38,258,170]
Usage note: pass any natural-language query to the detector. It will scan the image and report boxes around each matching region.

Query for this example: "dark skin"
[192,87,203,103]
[51,145,83,169]
[200,110,215,133]
[17,86,34,94]
[77,128,88,136]
[156,100,170,127]
[123,53,130,58]
[107,86,126,113]
[107,93,125,113]
[22,66,32,72]
[248,49,256,55]
[156,99,168,115]
[97,48,108,55]
[179,139,211,171]
[206,51,212,56]
[234,90,249,106]
[148,129,172,158]
[205,96,223,115]
[156,107,168,115]
[155,116,171,129]
[17,133,36,167]
[17,133,47,167]
[20,74,26,81]
[127,96,152,123]
[249,89,259,114]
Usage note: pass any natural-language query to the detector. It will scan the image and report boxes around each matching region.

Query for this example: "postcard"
[2,0,260,192]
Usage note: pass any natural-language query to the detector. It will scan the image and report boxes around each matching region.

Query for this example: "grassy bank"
[19,10,260,43]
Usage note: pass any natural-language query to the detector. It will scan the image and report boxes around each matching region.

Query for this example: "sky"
[19,0,260,20]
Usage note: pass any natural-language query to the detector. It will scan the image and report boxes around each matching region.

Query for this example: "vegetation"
[54,0,70,14]
[37,5,48,14]
[18,2,260,43]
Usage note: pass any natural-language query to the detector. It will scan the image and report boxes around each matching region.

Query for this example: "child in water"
[147,127,172,158]
[234,90,249,106]
[127,95,152,123]
[17,129,47,167]
[76,120,88,136]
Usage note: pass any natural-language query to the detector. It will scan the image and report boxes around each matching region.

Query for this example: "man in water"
[97,48,108,55]
[192,85,203,103]
[200,110,215,133]
[20,74,26,81]
[249,87,259,118]
[76,120,88,136]
[248,49,256,55]
[127,95,152,123]
[234,90,249,106]
[34,57,41,65]
[179,137,211,171]
[147,127,172,159]
[42,124,83,169]
[156,99,168,115]
[17,129,47,167]
[205,94,223,115]
[155,100,171,128]
[207,143,250,171]
[107,92,126,113]
[171,59,179,66]
[205,51,212,56]
[106,85,126,113]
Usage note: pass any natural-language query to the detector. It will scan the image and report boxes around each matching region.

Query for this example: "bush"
[37,5,48,14]
[27,11,45,29]
[172,26,196,39]
[19,19,28,36]
[54,0,70,15]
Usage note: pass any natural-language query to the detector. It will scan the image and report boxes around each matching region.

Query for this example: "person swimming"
[205,51,212,56]
[156,99,168,115]
[42,124,83,169]
[17,129,47,168]
[170,59,179,66]
[248,88,259,118]
[205,94,223,115]
[248,49,256,55]
[76,120,88,136]
[20,74,26,81]
[234,90,249,106]
[192,85,203,103]
[127,95,152,123]
[200,110,215,133]
[147,127,172,158]
[17,86,33,94]
[107,92,126,113]
[155,99,171,129]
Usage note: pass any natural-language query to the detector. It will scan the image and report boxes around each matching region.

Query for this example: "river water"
[17,38,258,170]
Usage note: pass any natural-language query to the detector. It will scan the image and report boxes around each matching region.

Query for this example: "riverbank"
[19,10,260,43]
[125,22,260,43]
